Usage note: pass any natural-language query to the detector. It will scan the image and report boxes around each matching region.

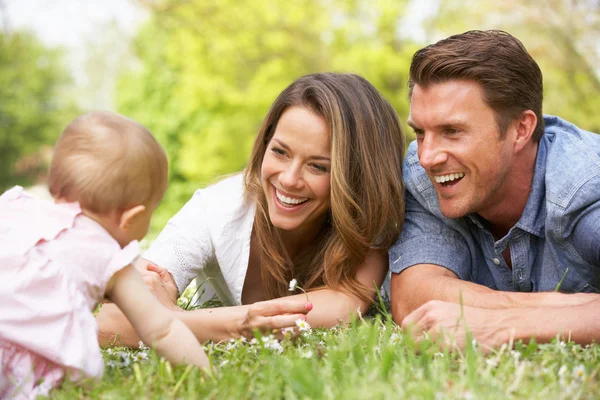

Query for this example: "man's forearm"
[492,298,600,345]
[391,264,599,322]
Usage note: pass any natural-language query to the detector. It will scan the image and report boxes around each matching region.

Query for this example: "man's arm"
[401,297,600,351]
[391,264,599,323]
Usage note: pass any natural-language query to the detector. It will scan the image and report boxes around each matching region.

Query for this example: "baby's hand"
[139,262,179,310]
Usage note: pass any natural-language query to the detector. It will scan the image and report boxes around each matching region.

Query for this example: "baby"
[0,111,209,399]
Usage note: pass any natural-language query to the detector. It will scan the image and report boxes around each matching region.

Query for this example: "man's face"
[408,80,516,219]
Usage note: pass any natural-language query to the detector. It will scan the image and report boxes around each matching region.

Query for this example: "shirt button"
[492,258,501,265]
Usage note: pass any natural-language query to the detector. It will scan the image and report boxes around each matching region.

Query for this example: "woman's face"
[261,106,332,236]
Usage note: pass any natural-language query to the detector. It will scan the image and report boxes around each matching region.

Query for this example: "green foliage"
[116,0,417,230]
[0,30,78,191]
[52,320,600,399]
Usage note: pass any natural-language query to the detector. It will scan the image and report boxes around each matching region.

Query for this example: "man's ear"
[513,110,537,152]
[119,205,146,231]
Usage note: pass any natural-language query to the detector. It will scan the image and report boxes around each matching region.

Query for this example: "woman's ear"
[118,205,146,231]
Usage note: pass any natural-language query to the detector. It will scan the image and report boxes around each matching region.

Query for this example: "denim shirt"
[390,116,600,293]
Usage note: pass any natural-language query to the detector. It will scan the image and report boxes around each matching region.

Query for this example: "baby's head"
[49,111,168,246]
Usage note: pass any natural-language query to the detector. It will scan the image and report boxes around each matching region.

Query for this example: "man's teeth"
[276,190,308,205]
[434,173,465,183]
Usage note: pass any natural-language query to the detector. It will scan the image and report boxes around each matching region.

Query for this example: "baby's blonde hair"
[49,111,168,213]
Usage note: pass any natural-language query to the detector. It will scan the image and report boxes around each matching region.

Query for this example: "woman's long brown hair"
[244,73,405,303]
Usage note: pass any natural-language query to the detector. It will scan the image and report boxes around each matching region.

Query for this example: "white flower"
[295,319,312,332]
[471,339,478,349]
[289,279,298,291]
[105,348,114,355]
[118,352,131,368]
[281,327,295,336]
[573,365,585,380]
[511,350,521,362]
[134,351,149,362]
[138,341,149,350]
[250,338,259,345]
[390,333,401,345]
[301,350,313,358]
[558,365,568,377]
[434,352,444,358]
[486,359,499,368]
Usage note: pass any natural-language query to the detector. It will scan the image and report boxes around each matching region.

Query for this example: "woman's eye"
[270,147,285,156]
[310,163,329,173]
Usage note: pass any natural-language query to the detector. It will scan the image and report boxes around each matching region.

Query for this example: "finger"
[250,314,307,332]
[146,262,167,276]
[252,298,312,317]
[401,303,430,330]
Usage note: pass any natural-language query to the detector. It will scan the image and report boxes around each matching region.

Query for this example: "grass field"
[50,297,600,399]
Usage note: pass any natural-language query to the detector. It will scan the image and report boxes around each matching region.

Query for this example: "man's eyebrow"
[407,120,421,131]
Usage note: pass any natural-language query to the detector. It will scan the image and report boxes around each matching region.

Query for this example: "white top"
[144,175,255,306]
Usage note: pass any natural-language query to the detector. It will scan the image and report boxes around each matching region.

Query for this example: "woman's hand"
[236,298,313,338]
[139,261,180,311]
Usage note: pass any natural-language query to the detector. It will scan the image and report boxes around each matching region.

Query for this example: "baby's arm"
[104,265,210,370]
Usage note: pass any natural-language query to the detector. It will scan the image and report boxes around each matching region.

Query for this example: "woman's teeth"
[276,190,308,205]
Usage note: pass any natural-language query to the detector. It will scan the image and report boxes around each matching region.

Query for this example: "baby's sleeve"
[143,189,215,295]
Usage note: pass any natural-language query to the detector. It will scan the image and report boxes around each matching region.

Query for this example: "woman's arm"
[97,259,312,346]
[291,249,388,328]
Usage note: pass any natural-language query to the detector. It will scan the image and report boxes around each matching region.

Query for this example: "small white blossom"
[289,279,298,291]
[434,352,444,358]
[471,339,478,349]
[486,359,499,368]
[105,348,114,355]
[295,319,312,332]
[390,333,401,345]
[573,365,585,380]
[281,327,295,337]
[250,338,259,345]
[138,341,149,350]
[134,351,149,362]
[511,350,521,362]
[558,365,568,377]
[301,349,313,358]
[118,352,131,368]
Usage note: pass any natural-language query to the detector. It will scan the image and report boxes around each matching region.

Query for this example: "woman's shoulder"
[190,173,251,211]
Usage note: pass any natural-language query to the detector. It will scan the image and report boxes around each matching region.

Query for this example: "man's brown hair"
[409,30,545,141]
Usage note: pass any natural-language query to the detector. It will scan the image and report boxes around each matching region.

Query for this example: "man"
[390,30,600,350]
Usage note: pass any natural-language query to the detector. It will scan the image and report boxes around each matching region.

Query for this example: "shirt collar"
[515,136,547,237]
[465,136,548,238]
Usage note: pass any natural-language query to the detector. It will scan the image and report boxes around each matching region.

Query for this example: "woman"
[97,73,405,345]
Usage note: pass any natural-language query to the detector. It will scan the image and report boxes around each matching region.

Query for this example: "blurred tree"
[424,0,600,133]
[119,0,418,228]
[0,30,78,191]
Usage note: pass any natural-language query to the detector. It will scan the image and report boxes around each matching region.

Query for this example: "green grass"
[48,281,600,399]
[50,314,600,399]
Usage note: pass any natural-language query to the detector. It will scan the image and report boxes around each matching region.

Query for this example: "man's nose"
[418,135,448,170]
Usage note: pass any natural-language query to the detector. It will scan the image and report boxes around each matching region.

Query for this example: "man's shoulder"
[543,116,600,210]
[404,141,432,193]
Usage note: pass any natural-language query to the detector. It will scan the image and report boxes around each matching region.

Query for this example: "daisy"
[295,318,312,332]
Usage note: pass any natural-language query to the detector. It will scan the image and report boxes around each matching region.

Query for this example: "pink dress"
[0,187,139,399]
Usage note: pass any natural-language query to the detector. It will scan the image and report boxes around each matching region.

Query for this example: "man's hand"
[140,262,180,310]
[401,300,511,353]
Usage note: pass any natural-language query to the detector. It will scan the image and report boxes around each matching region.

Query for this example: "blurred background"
[1,0,599,234]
